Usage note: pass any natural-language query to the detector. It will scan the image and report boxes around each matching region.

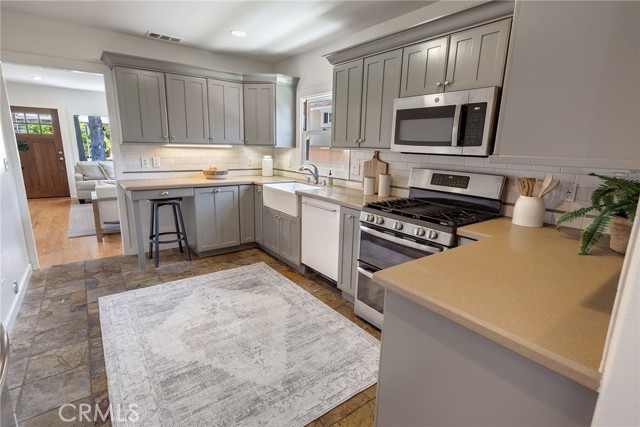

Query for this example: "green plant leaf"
[579,214,612,255]
[557,206,595,229]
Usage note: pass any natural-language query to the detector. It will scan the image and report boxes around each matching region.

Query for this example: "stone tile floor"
[7,247,380,427]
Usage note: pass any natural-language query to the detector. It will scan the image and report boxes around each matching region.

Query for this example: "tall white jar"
[262,155,273,177]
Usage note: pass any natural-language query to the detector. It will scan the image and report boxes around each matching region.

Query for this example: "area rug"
[99,263,380,427]
[68,203,120,237]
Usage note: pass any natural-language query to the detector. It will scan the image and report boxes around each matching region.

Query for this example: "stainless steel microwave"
[390,87,500,156]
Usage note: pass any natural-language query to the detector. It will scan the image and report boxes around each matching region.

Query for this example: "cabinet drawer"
[131,187,194,201]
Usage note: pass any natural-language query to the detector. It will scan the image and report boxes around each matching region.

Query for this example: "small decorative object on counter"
[202,166,229,180]
[378,173,391,197]
[512,174,559,228]
[262,155,273,177]
[327,170,334,187]
[363,176,376,196]
[557,173,639,255]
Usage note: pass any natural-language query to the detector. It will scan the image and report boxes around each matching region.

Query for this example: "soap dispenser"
[327,170,334,187]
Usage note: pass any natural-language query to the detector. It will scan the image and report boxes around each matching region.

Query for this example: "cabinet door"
[115,67,168,143]
[331,59,363,148]
[239,185,255,244]
[337,207,360,296]
[208,79,244,145]
[445,19,511,92]
[400,37,448,97]
[262,207,280,253]
[194,186,240,251]
[165,74,209,144]
[244,84,275,146]
[254,186,263,244]
[278,212,301,266]
[360,49,403,148]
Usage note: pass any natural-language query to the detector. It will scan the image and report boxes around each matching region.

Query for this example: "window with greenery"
[12,112,54,135]
[74,115,112,160]
[301,93,349,178]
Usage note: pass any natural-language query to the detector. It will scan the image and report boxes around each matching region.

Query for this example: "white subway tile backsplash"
[532,165,562,173]
[506,163,534,170]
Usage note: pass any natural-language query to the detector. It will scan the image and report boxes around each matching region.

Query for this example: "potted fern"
[557,173,639,255]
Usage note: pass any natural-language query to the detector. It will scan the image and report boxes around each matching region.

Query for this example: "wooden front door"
[11,107,70,198]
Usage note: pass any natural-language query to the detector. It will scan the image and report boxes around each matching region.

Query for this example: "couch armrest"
[74,172,84,182]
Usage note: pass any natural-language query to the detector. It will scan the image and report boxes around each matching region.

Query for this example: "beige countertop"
[119,176,396,209]
[373,218,624,391]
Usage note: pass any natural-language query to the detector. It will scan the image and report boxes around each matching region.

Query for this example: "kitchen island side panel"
[376,291,598,427]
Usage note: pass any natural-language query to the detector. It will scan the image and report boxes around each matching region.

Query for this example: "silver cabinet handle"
[353,139,358,143]
[436,81,442,87]
[274,215,280,219]
[444,80,450,86]
[347,214,354,218]
[257,187,262,193]
[213,188,220,193]
[160,191,169,196]
[302,201,337,212]
[59,157,64,161]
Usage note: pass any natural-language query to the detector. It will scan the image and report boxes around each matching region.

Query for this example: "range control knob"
[375,216,385,225]
[366,214,375,223]
[415,228,426,237]
[427,229,439,240]
[393,221,404,231]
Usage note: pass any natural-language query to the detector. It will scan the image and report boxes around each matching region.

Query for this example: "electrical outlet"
[248,157,253,166]
[351,164,360,176]
[288,157,292,168]
[562,182,578,202]
[152,157,160,168]
[141,157,150,168]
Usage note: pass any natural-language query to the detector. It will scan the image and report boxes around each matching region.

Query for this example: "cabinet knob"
[347,214,354,218]
[59,157,64,161]
[208,137,214,141]
[436,81,442,87]
[353,139,358,143]
[170,136,176,140]
[444,80,451,86]
[213,188,220,193]
[257,188,262,193]
[163,135,168,139]
[160,191,169,196]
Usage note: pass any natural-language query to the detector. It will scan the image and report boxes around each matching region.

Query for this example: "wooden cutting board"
[363,151,388,191]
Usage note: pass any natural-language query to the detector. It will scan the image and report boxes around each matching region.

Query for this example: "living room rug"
[99,263,380,427]
[68,203,120,238]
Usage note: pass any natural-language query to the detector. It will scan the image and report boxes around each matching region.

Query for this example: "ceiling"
[0,1,432,63]
[2,63,106,92]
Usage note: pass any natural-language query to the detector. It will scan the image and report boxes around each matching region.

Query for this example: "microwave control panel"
[462,103,487,146]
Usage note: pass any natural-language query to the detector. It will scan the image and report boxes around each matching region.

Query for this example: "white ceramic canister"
[378,173,391,197]
[363,177,376,196]
[512,196,545,227]
[262,155,273,177]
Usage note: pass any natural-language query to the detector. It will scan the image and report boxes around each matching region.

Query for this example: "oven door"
[390,90,469,155]
[355,263,385,330]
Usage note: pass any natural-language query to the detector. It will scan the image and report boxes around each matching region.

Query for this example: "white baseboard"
[5,263,33,334]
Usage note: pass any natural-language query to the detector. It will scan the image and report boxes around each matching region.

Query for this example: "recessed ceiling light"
[31,76,42,81]
[230,30,247,38]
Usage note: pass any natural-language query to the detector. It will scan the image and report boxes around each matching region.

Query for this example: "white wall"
[0,65,32,332]
[5,81,109,197]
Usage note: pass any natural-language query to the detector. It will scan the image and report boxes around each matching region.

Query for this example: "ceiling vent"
[145,31,181,43]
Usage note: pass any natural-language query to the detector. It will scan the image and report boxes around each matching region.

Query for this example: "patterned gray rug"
[99,263,380,427]
[68,203,120,238]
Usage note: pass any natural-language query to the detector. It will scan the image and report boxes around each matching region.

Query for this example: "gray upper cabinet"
[239,185,255,244]
[114,67,168,143]
[165,73,209,144]
[400,37,449,97]
[244,84,275,146]
[331,59,363,148]
[208,79,244,145]
[360,49,403,148]
[337,207,360,297]
[254,186,263,245]
[193,186,240,252]
[445,19,511,92]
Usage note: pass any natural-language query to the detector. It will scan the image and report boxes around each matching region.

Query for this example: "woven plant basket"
[610,216,633,254]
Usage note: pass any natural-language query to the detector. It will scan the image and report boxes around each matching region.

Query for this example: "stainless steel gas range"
[355,168,506,329]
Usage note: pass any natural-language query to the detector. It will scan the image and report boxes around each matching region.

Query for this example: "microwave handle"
[451,104,463,147]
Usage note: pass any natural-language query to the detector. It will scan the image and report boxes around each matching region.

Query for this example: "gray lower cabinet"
[165,73,209,144]
[244,84,275,146]
[262,206,301,266]
[188,186,240,253]
[239,185,255,244]
[445,18,511,92]
[331,59,363,148]
[114,66,168,143]
[208,79,244,145]
[337,207,360,297]
[254,186,263,244]
[400,37,448,97]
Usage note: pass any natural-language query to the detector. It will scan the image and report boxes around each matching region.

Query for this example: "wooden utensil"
[527,178,536,196]
[363,151,388,191]
[516,178,527,196]
[537,174,553,197]
[539,180,560,198]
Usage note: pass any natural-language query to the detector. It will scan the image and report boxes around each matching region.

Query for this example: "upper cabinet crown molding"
[323,0,514,66]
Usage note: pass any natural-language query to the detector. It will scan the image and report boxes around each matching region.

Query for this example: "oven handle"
[360,225,442,254]
[357,266,375,279]
[451,104,462,147]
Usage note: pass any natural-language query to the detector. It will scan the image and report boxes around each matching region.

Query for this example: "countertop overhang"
[372,218,624,391]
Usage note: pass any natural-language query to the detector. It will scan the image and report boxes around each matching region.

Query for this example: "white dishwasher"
[301,197,340,281]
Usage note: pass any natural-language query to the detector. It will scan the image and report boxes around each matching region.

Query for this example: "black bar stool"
[148,198,191,268]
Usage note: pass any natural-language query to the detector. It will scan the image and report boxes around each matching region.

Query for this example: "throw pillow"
[78,162,107,180]
[98,161,116,180]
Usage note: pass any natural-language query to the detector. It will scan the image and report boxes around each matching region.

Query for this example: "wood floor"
[28,198,122,268]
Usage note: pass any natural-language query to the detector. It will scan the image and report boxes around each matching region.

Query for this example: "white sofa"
[92,182,120,242]
[74,160,115,202]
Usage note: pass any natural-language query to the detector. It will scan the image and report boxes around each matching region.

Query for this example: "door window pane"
[14,124,27,134]
[39,114,52,124]
[26,113,39,123]
[13,113,25,123]
[28,124,41,134]
[41,125,54,134]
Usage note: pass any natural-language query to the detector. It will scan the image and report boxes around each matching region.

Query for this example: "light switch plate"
[351,164,360,176]
[141,157,150,168]
[3,158,9,172]
[248,157,253,166]
[152,157,160,168]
